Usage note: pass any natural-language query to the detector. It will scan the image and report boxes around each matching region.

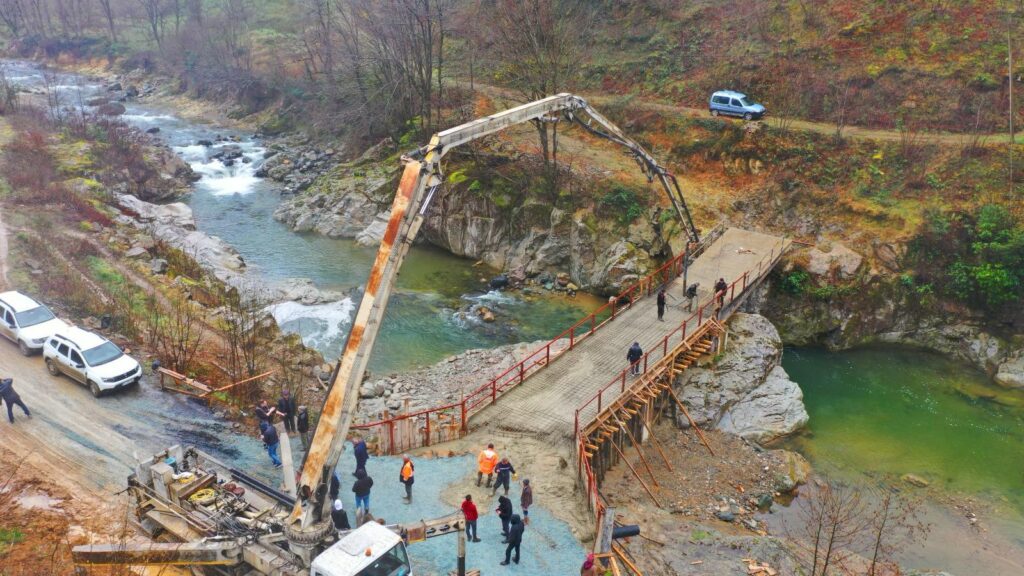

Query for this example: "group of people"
[625,277,730,376]
[255,390,312,469]
[475,443,533,566]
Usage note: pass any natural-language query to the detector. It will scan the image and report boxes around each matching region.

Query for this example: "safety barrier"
[351,226,727,454]
[574,237,789,517]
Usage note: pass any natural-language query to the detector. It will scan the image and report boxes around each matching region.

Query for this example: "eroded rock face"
[807,242,863,279]
[273,159,673,293]
[675,313,808,444]
[718,365,809,444]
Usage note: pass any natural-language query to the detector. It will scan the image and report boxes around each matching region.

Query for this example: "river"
[773,347,1024,575]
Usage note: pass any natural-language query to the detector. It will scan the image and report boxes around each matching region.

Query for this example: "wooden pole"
[612,413,659,487]
[667,388,715,456]
[612,542,644,576]
[609,441,662,507]
[640,416,673,472]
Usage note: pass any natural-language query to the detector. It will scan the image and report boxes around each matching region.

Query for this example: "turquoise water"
[782,347,1024,513]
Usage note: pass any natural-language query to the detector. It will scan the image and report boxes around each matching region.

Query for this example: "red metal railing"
[351,226,727,453]
[573,237,788,517]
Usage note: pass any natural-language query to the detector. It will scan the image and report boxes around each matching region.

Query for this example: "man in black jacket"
[296,405,310,451]
[500,514,524,566]
[352,468,373,513]
[277,390,297,433]
[0,378,30,423]
[627,342,643,376]
[492,457,515,496]
[496,495,513,538]
[259,421,282,468]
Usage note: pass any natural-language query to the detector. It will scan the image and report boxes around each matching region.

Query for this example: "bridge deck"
[471,228,788,444]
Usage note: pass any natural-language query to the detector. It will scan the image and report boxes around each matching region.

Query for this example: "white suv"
[43,327,142,396]
[0,291,69,355]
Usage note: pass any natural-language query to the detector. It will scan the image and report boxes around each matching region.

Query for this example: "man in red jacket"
[461,494,480,542]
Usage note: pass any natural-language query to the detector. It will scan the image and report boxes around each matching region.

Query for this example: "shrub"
[781,270,810,294]
[599,184,646,225]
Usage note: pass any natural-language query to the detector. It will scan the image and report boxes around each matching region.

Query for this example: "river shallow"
[773,347,1024,575]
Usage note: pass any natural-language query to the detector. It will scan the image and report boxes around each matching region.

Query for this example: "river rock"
[807,242,862,279]
[717,365,809,443]
[772,450,811,493]
[994,354,1024,389]
[150,258,168,274]
[96,102,126,116]
[125,246,148,259]
[901,473,930,488]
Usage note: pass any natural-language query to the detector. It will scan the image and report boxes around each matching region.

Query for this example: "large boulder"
[717,365,809,443]
[994,354,1024,389]
[96,102,126,116]
[807,242,863,279]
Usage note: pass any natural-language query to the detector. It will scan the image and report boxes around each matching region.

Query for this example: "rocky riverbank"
[762,241,1024,389]
[675,313,809,444]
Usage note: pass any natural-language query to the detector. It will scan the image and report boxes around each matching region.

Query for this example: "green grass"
[0,527,24,552]
[85,255,123,287]
[690,529,712,541]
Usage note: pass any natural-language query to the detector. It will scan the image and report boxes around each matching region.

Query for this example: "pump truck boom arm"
[293,93,699,527]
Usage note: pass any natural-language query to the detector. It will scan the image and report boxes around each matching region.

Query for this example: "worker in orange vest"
[400,455,415,502]
[477,443,499,488]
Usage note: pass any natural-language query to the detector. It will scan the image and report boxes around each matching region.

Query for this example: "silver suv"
[0,290,69,355]
[43,327,142,396]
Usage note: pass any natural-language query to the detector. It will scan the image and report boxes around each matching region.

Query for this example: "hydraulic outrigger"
[72,94,699,575]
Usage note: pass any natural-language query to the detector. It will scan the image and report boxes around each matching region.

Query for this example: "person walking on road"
[352,435,369,475]
[656,288,667,321]
[496,495,513,538]
[500,514,524,566]
[520,479,533,524]
[259,421,282,468]
[627,342,643,376]
[296,405,310,451]
[492,457,516,496]
[331,499,350,533]
[462,494,480,542]
[352,468,373,513]
[277,389,297,433]
[399,455,415,502]
[478,443,499,487]
[0,378,30,423]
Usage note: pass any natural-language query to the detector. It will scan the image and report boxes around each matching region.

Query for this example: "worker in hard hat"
[400,455,415,502]
[477,443,499,488]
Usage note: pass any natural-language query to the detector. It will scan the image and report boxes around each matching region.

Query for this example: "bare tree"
[98,0,117,42]
[147,292,205,374]
[865,487,929,576]
[830,73,853,143]
[221,286,270,382]
[787,482,869,576]
[137,0,166,48]
[0,0,26,37]
[488,0,593,190]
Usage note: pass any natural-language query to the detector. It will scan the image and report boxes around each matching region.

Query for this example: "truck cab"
[311,521,412,576]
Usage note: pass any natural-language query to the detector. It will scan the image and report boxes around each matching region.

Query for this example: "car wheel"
[18,340,32,356]
[89,380,102,398]
[45,358,60,377]
[743,112,753,121]
[711,110,719,117]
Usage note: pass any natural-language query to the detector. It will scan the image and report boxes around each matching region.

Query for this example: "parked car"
[43,327,142,397]
[0,290,69,355]
[709,90,766,120]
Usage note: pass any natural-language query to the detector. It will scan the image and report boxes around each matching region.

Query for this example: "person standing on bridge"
[714,277,728,307]
[0,378,30,423]
[627,342,643,376]
[399,455,415,502]
[656,288,667,321]
[492,457,516,496]
[259,421,282,468]
[462,494,481,542]
[478,443,499,487]
[277,389,297,433]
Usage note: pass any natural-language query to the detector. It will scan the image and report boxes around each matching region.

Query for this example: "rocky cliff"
[272,155,676,294]
[675,313,809,444]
